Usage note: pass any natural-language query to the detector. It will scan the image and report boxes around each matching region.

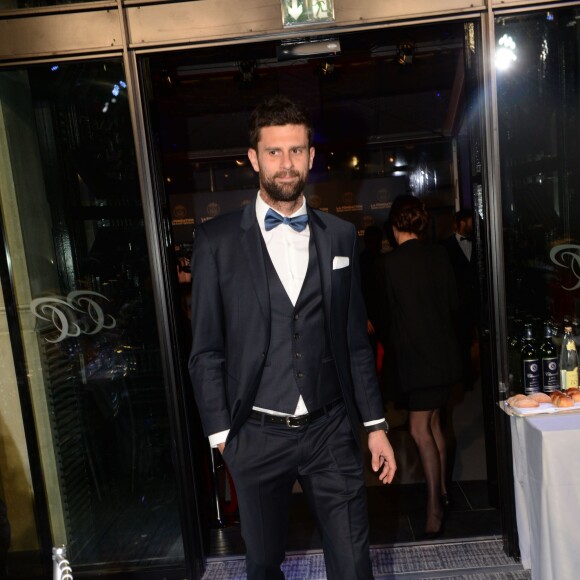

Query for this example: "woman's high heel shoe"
[440,493,453,509]
[421,510,445,540]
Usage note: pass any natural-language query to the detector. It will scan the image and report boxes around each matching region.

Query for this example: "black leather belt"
[250,398,343,428]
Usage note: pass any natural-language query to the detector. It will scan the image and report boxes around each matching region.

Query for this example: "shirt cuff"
[363,418,385,427]
[208,429,229,448]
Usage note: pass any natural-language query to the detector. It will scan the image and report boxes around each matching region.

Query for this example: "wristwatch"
[365,419,389,435]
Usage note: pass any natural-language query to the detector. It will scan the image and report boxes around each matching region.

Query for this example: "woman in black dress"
[381,195,461,537]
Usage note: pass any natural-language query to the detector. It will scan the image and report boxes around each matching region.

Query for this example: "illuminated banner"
[281,0,335,27]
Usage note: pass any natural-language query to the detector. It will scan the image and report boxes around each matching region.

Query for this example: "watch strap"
[365,419,389,434]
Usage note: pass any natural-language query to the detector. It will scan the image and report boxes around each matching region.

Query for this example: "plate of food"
[502,389,580,416]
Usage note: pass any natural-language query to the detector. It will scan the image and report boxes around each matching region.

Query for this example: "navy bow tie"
[264,208,309,232]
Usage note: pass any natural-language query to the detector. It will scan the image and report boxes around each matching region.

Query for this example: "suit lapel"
[308,208,332,323]
[240,202,270,324]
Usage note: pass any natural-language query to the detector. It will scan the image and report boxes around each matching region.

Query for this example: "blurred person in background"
[441,209,477,391]
[380,195,461,538]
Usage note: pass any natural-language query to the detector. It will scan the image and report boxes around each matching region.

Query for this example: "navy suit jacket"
[188,200,383,445]
[441,234,476,322]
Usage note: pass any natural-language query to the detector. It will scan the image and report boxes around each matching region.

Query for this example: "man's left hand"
[368,430,397,484]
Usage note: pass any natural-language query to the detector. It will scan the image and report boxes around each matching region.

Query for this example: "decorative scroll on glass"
[30,291,117,343]
[281,0,335,27]
[550,245,580,291]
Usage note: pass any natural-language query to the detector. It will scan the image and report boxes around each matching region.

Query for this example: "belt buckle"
[285,416,301,428]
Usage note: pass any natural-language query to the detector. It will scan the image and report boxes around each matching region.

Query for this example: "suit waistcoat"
[254,235,341,414]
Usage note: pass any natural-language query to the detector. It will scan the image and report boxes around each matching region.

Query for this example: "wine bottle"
[559,326,579,390]
[539,323,559,393]
[521,323,540,394]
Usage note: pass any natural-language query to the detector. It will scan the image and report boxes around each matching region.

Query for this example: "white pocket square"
[332,256,350,270]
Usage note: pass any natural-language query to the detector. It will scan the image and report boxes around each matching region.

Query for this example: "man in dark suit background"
[441,209,476,390]
[189,96,396,580]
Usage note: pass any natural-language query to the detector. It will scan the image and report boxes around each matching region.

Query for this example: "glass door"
[143,18,497,554]
[0,59,187,576]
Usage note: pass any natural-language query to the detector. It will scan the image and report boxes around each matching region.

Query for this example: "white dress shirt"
[456,232,472,261]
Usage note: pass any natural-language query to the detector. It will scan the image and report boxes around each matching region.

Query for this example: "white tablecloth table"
[511,412,580,579]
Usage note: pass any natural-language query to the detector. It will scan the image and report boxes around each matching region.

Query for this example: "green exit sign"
[281,0,335,27]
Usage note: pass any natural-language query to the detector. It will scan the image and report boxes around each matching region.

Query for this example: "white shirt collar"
[455,232,471,243]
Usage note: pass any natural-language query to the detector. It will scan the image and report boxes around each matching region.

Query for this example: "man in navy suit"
[189,95,396,579]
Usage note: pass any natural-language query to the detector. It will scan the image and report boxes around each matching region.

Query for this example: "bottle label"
[562,367,579,390]
[522,359,541,394]
[542,357,559,392]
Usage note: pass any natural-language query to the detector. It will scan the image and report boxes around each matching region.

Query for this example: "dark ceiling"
[148,21,469,158]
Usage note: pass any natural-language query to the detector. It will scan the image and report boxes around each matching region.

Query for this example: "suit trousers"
[222,403,374,580]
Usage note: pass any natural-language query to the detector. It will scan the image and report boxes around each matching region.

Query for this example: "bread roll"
[507,394,527,406]
[511,397,540,408]
[550,390,573,406]
[555,395,574,408]
[566,391,580,403]
[529,392,551,403]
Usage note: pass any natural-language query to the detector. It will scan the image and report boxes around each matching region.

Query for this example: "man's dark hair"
[388,194,428,235]
[455,208,473,225]
[248,95,313,150]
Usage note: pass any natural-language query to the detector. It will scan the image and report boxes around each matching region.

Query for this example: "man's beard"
[260,170,308,202]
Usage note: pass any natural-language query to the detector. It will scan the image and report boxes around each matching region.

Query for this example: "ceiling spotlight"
[161,68,173,86]
[238,60,256,84]
[319,59,335,76]
[496,34,517,71]
[397,41,415,66]
[159,66,178,96]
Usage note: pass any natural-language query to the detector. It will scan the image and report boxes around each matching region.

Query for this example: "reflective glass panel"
[496,8,580,393]
[0,60,184,572]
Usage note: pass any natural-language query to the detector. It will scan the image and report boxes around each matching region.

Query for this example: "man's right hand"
[368,430,397,484]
